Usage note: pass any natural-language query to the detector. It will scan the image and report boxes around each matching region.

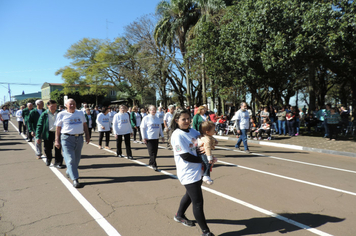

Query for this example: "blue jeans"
[278,120,286,135]
[287,120,295,136]
[61,134,84,180]
[200,154,212,177]
[323,120,329,137]
[235,129,249,150]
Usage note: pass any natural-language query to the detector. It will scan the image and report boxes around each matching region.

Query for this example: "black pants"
[3,120,8,131]
[328,124,338,140]
[116,133,132,157]
[257,129,271,137]
[133,126,142,141]
[18,121,24,133]
[99,131,110,147]
[44,131,63,165]
[147,139,159,167]
[177,180,209,232]
[88,127,92,139]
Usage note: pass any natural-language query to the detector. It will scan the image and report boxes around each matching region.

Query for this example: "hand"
[55,141,61,149]
[161,137,165,143]
[36,139,41,145]
[143,138,148,144]
[237,130,241,135]
[102,126,105,130]
[31,132,35,137]
[85,135,90,144]
[115,134,118,139]
[197,146,205,154]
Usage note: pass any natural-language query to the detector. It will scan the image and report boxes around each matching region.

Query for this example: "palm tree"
[154,0,200,107]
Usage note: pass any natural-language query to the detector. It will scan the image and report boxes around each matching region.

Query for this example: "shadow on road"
[208,213,344,235]
[80,174,173,185]
[79,162,140,169]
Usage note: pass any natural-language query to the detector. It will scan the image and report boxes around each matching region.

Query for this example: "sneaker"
[235,145,240,150]
[105,146,111,150]
[133,140,138,143]
[98,146,102,149]
[295,133,299,136]
[267,137,271,140]
[203,176,213,185]
[258,137,262,140]
[174,214,196,227]
[331,139,336,141]
[202,230,215,236]
[244,150,250,154]
[253,137,257,140]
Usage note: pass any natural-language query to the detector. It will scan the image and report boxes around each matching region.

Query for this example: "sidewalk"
[214,133,356,158]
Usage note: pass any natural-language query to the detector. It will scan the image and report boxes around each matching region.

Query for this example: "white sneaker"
[203,176,213,185]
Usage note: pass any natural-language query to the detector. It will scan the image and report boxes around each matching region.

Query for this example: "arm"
[55,126,61,149]
[83,122,90,143]
[192,115,199,131]
[130,112,136,128]
[112,116,118,135]
[35,113,45,140]
[180,153,202,163]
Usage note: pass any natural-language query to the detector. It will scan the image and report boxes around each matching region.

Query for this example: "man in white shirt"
[16,105,25,135]
[0,105,10,132]
[234,102,250,153]
[55,99,90,188]
[163,105,175,149]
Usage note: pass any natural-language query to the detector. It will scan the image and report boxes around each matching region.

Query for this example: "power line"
[0,82,41,86]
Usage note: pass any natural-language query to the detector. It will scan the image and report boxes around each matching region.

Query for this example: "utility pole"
[106,19,113,39]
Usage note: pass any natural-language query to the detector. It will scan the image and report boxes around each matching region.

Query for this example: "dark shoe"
[152,165,158,171]
[66,173,70,178]
[46,159,51,166]
[27,139,32,142]
[174,214,195,227]
[128,156,134,160]
[117,154,124,158]
[201,231,214,236]
[73,179,82,188]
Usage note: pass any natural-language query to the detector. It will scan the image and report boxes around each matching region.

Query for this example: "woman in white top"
[113,105,133,159]
[130,106,142,143]
[16,105,25,135]
[140,108,147,118]
[140,105,164,171]
[170,108,214,236]
[156,106,165,131]
[96,107,111,149]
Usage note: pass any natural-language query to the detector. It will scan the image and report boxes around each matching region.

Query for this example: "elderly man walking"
[55,99,90,188]
[22,103,34,141]
[36,100,64,168]
[28,100,46,159]
[234,102,250,153]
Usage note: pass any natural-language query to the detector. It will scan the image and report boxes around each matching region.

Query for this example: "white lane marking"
[91,141,333,236]
[215,146,356,174]
[10,122,121,236]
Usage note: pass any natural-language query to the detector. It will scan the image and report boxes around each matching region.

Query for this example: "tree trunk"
[185,58,191,108]
[308,63,316,111]
[201,53,207,105]
[351,79,356,120]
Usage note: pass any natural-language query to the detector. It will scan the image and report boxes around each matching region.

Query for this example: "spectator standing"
[164,105,175,149]
[326,107,341,141]
[276,107,287,135]
[96,107,111,149]
[233,102,250,153]
[22,103,33,141]
[156,106,165,131]
[305,113,317,134]
[141,108,147,118]
[113,105,133,159]
[28,100,46,159]
[16,105,25,135]
[286,110,296,137]
[140,105,164,171]
[84,108,95,139]
[55,99,90,188]
[302,105,307,114]
[36,100,64,168]
[0,105,10,132]
[130,106,142,143]
[192,106,207,132]
[170,109,214,236]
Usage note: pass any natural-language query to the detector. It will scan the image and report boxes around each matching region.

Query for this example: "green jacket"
[192,114,204,132]
[85,113,96,129]
[28,108,46,133]
[130,111,142,128]
[22,108,31,125]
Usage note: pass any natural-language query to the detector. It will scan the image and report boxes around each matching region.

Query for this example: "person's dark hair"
[47,100,57,106]
[169,108,191,131]
[101,107,108,113]
[200,121,215,135]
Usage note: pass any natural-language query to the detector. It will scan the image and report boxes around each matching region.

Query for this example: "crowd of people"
[0,99,354,236]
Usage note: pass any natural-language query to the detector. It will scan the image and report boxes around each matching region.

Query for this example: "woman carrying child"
[170,109,215,236]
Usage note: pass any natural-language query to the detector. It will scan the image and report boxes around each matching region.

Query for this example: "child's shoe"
[203,176,213,185]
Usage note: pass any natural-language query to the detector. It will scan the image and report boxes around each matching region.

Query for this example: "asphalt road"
[1,118,355,236]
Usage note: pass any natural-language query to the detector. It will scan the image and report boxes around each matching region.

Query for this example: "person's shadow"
[207,213,344,235]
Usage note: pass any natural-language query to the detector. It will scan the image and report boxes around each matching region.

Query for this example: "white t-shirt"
[171,128,202,185]
[16,110,23,121]
[156,111,165,124]
[140,114,164,140]
[235,109,250,130]
[135,112,141,127]
[0,109,10,120]
[109,111,117,123]
[55,110,86,135]
[96,113,111,132]
[113,112,133,135]
[164,112,173,128]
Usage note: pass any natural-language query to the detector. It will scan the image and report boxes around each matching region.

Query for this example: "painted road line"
[95,141,333,236]
[10,121,121,236]
[215,146,356,174]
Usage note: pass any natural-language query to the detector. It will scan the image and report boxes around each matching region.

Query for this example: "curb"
[213,135,356,158]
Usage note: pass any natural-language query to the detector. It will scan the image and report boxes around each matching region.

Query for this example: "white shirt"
[109,111,117,122]
[235,109,250,130]
[48,111,57,132]
[171,128,202,185]
[96,113,111,132]
[55,110,86,134]
[156,111,165,124]
[135,112,141,127]
[16,110,23,121]
[164,112,173,129]
[140,114,164,140]
[113,112,133,135]
[0,109,10,120]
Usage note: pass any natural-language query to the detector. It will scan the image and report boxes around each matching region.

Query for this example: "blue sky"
[0,0,161,104]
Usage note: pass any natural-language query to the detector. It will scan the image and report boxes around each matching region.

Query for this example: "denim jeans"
[323,121,329,137]
[287,120,295,136]
[200,154,212,177]
[34,137,43,156]
[2,120,8,131]
[278,120,286,135]
[61,134,84,180]
[235,129,249,150]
